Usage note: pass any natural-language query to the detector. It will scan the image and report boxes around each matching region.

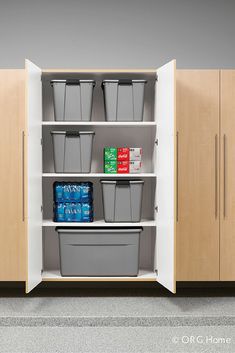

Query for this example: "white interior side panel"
[155,60,176,293]
[25,60,42,292]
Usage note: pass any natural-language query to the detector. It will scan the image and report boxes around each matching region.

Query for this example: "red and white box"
[117,161,129,174]
[117,148,129,161]
[130,148,142,161]
[117,161,142,174]
[129,161,142,173]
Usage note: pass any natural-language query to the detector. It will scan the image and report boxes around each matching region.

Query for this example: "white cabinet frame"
[25,60,176,293]
[155,60,176,293]
[25,60,43,293]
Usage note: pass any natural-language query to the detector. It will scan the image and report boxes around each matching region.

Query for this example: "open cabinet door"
[155,60,176,293]
[25,60,42,293]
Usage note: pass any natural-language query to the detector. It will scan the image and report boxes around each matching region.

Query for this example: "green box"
[104,160,117,174]
[104,147,117,161]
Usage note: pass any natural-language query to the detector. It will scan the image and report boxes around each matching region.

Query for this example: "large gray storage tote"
[57,227,142,276]
[102,79,147,121]
[51,131,95,173]
[101,180,144,222]
[51,79,95,121]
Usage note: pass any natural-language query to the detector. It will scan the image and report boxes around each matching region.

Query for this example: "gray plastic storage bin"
[51,79,95,121]
[51,131,95,173]
[56,227,142,276]
[101,180,144,222]
[102,79,147,121]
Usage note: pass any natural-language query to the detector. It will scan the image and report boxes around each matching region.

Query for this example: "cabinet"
[0,60,176,293]
[177,70,235,282]
[3,64,235,290]
[0,70,26,281]
[220,70,235,280]
[176,70,220,281]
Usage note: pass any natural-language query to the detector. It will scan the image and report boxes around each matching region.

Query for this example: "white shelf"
[42,121,156,127]
[43,219,156,227]
[42,173,157,178]
[42,69,156,73]
[42,269,157,282]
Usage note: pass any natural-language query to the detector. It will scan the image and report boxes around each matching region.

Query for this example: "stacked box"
[104,160,117,174]
[117,161,129,174]
[117,148,129,161]
[104,147,142,174]
[104,147,117,161]
[54,202,93,222]
[130,161,142,173]
[53,182,93,222]
[130,148,142,161]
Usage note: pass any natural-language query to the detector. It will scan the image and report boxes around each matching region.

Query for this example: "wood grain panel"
[0,70,26,280]
[220,70,235,280]
[176,70,220,281]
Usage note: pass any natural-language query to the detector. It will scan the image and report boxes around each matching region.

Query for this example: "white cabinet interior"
[26,60,176,293]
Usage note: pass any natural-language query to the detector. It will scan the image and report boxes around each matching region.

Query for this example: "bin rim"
[55,227,143,233]
[50,131,95,135]
[50,79,96,84]
[50,131,66,135]
[100,179,144,184]
[79,131,95,135]
[102,79,147,83]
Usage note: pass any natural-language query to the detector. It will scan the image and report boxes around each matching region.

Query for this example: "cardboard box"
[129,161,142,173]
[104,160,142,174]
[104,147,142,161]
[130,148,142,161]
[104,160,117,174]
[104,147,117,161]
[117,148,130,161]
[117,161,129,174]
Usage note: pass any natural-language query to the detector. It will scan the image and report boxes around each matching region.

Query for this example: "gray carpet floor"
[0,296,234,326]
[0,294,234,352]
[0,326,234,353]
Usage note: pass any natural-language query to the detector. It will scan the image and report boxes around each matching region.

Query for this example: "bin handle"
[65,131,80,137]
[56,228,143,233]
[67,243,134,247]
[116,180,130,186]
[118,79,132,85]
[66,79,81,85]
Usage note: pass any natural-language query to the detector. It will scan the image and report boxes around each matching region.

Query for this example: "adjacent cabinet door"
[0,70,26,280]
[156,60,176,293]
[176,70,220,281]
[220,70,235,280]
[25,60,43,293]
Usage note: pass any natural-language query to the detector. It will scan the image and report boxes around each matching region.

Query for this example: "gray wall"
[0,0,235,69]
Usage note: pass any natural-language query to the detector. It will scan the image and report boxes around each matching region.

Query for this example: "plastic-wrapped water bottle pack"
[53,182,93,222]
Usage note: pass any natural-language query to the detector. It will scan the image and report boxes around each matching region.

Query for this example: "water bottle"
[82,202,93,222]
[54,182,64,203]
[54,202,65,222]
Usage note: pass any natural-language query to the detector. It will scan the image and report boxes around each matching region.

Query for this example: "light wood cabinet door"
[220,70,235,280]
[176,70,220,281]
[0,70,26,280]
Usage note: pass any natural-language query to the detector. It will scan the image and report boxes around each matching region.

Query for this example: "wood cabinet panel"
[220,70,235,280]
[0,70,26,280]
[176,70,220,281]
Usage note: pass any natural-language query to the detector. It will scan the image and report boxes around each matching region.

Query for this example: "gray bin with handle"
[102,79,147,121]
[101,180,144,222]
[51,79,95,121]
[56,227,142,276]
[51,131,95,173]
